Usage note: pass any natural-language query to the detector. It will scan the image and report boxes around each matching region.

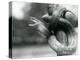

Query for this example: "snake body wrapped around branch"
[29,4,78,56]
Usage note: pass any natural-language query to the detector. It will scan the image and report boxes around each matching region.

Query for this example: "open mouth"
[48,18,77,56]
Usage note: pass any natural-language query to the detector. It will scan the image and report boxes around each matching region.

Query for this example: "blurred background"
[9,2,49,46]
[9,2,78,58]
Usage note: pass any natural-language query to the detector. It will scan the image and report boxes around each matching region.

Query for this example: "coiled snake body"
[29,5,78,56]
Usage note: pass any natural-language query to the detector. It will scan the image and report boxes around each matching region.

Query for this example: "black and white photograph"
[9,1,78,59]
